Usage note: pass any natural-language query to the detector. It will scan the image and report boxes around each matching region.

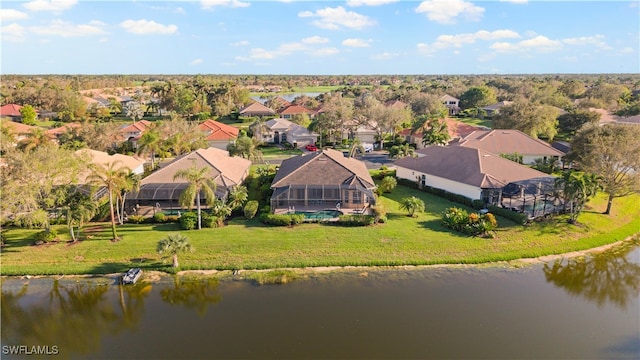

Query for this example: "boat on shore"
[121,268,143,285]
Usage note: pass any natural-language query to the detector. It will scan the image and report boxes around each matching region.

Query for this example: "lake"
[2,240,638,359]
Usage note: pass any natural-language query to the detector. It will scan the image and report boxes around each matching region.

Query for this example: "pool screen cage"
[126,183,227,211]
[270,184,376,212]
[496,177,565,219]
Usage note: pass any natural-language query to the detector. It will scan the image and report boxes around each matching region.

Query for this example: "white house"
[261,118,318,148]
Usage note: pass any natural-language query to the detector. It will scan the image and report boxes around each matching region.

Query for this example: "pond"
[2,240,639,359]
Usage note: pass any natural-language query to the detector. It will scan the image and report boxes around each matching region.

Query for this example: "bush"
[244,200,259,219]
[180,212,198,230]
[153,212,167,223]
[370,204,387,224]
[487,205,529,225]
[442,207,498,237]
[337,214,376,226]
[34,228,57,243]
[201,213,219,228]
[259,213,305,226]
[165,215,180,223]
[379,176,397,193]
[128,215,146,224]
[14,210,49,229]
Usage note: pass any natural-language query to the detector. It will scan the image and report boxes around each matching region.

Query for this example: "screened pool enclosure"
[483,177,565,219]
[270,184,376,213]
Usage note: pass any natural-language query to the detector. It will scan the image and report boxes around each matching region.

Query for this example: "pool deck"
[273,205,371,216]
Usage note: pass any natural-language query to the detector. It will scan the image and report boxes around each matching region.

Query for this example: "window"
[352,191,362,204]
[421,174,426,187]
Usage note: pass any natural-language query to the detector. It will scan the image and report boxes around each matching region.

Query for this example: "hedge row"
[259,213,305,226]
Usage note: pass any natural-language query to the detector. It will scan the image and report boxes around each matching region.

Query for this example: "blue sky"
[1,0,638,74]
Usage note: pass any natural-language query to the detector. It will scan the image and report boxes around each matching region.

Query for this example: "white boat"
[122,268,143,285]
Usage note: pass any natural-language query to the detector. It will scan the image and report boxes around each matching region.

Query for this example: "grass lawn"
[1,187,638,275]
[456,117,493,129]
[259,146,303,157]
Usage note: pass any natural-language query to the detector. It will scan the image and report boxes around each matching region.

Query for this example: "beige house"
[74,149,146,184]
[198,119,239,150]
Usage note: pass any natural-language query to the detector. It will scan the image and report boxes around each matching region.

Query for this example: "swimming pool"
[292,210,343,220]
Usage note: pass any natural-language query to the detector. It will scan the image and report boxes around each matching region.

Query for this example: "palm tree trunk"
[69,225,76,242]
[172,254,179,268]
[196,192,202,230]
[108,190,118,240]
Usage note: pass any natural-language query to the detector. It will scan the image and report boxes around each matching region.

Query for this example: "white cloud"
[490,35,563,53]
[311,47,340,56]
[620,47,634,54]
[30,20,107,37]
[190,59,204,65]
[562,35,611,50]
[1,23,26,42]
[342,38,372,47]
[415,0,484,24]
[201,0,250,9]
[372,52,400,60]
[302,36,329,44]
[346,0,399,6]
[417,29,519,55]
[1,9,29,22]
[298,6,376,30]
[230,40,250,46]
[23,0,77,12]
[120,19,178,35]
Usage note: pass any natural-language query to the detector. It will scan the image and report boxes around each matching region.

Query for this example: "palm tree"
[87,161,129,241]
[157,233,194,268]
[19,128,51,152]
[136,127,162,170]
[400,196,425,217]
[227,185,248,210]
[227,135,263,162]
[66,193,98,242]
[555,170,600,224]
[173,165,217,230]
[347,138,365,158]
[116,171,141,225]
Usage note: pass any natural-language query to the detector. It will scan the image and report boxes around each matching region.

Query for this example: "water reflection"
[160,277,222,316]
[543,239,640,309]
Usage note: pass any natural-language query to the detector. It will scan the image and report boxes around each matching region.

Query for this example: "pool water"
[293,210,343,220]
[161,209,183,216]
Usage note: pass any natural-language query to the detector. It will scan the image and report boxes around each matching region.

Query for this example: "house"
[74,149,146,184]
[341,119,377,144]
[384,99,408,109]
[118,120,152,142]
[399,119,480,149]
[278,104,315,120]
[481,101,513,117]
[0,104,24,122]
[239,102,276,118]
[261,118,318,148]
[129,147,251,209]
[449,129,565,164]
[1,120,41,145]
[46,123,83,141]
[270,148,376,213]
[440,94,460,116]
[198,119,239,150]
[394,146,559,217]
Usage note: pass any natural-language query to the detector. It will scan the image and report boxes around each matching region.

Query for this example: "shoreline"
[3,235,637,283]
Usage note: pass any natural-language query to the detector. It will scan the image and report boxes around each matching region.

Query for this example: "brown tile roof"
[451,129,565,156]
[46,122,82,136]
[198,119,239,141]
[141,147,251,191]
[394,146,553,189]
[74,149,146,184]
[239,102,276,116]
[0,104,23,117]
[384,99,407,109]
[119,120,152,134]
[272,148,375,189]
[1,120,38,135]
[399,119,480,139]
[278,104,314,115]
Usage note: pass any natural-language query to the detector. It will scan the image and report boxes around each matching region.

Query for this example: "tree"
[459,86,497,110]
[211,199,233,227]
[555,170,600,224]
[137,127,163,170]
[173,165,217,230]
[116,171,140,225]
[494,102,559,140]
[557,108,601,135]
[227,135,263,162]
[400,196,425,217]
[567,123,640,215]
[65,192,98,242]
[157,233,194,268]
[19,128,50,152]
[379,176,397,193]
[421,118,450,146]
[87,161,130,241]
[20,105,37,125]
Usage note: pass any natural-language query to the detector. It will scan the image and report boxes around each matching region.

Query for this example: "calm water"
[2,241,639,360]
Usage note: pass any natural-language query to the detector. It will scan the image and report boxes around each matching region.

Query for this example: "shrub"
[442,207,498,237]
[201,213,219,228]
[244,200,259,219]
[165,215,180,223]
[487,205,528,225]
[153,212,167,223]
[14,210,49,229]
[34,228,57,243]
[370,204,387,224]
[337,214,376,226]
[179,212,198,230]
[259,213,304,226]
[379,176,397,193]
[128,215,146,224]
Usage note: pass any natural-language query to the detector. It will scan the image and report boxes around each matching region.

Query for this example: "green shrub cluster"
[442,207,498,237]
[259,213,305,226]
[337,214,376,226]
[128,215,146,224]
[244,200,259,219]
[13,210,49,229]
[153,212,166,223]
[34,228,57,243]
[180,212,199,230]
[487,205,529,225]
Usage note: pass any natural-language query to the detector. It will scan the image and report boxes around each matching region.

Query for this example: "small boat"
[122,268,143,285]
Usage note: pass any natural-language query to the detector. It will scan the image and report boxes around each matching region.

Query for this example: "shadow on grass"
[151,223,182,231]
[418,219,457,234]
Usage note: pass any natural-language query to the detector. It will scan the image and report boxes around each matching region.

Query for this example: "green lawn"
[456,117,493,128]
[259,146,303,157]
[1,187,638,275]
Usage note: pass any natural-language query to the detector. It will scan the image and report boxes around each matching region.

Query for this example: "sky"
[1,0,639,75]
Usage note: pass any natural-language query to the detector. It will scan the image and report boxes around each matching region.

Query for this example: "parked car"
[305,144,318,151]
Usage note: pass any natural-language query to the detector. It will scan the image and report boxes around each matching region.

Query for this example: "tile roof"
[384,99,408,109]
[265,118,317,137]
[119,120,152,134]
[395,146,553,189]
[399,119,480,139]
[46,122,82,136]
[239,102,276,116]
[0,104,23,117]
[451,129,565,156]
[141,147,251,191]
[74,149,146,184]
[198,119,239,141]
[1,120,38,135]
[278,104,314,115]
[272,148,375,189]
[482,101,513,111]
[440,94,459,102]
